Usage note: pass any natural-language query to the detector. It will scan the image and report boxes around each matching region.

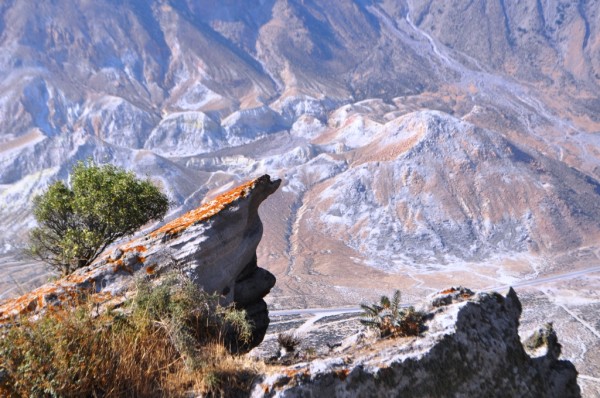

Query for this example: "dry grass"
[277,333,301,353]
[0,273,261,397]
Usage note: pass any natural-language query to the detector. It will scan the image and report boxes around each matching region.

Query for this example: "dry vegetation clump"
[360,290,425,338]
[0,273,261,397]
[277,332,301,353]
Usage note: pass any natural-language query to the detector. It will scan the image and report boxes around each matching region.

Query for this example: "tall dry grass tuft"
[0,272,261,397]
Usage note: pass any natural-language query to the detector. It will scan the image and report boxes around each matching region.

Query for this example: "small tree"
[28,160,169,275]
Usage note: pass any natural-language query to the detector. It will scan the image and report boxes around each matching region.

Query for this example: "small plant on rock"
[277,332,301,354]
[360,290,425,338]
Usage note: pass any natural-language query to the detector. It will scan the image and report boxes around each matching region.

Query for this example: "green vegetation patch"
[360,290,426,338]
[28,160,169,275]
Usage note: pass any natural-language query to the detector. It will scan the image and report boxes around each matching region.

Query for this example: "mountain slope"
[1,0,600,308]
[310,111,600,267]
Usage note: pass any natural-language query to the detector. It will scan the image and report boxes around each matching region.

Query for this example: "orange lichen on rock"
[152,178,258,237]
[0,175,279,324]
[2,244,151,320]
[0,275,116,321]
[64,270,96,285]
[112,259,133,275]
[90,291,113,304]
[0,283,81,321]
[284,369,310,381]
[0,285,53,319]
[145,264,157,274]
[438,287,475,297]
[118,244,147,254]
[334,368,351,381]
[0,259,110,321]
[439,287,458,295]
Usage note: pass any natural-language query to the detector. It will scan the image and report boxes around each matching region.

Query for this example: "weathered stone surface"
[0,175,280,349]
[235,265,278,307]
[243,299,271,350]
[252,288,580,397]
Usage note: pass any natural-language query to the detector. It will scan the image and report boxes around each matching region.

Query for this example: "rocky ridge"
[0,175,281,349]
[310,110,600,266]
[0,0,598,393]
[252,288,580,397]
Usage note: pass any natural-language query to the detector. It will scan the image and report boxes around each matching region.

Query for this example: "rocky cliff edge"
[253,287,580,397]
[0,175,281,349]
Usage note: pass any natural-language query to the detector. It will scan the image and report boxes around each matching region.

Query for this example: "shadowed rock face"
[253,288,580,397]
[0,175,281,350]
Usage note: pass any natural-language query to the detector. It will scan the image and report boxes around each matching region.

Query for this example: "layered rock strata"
[253,287,580,397]
[0,175,280,349]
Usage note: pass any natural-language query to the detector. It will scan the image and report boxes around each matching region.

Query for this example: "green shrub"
[28,160,169,275]
[360,290,425,338]
[0,273,257,397]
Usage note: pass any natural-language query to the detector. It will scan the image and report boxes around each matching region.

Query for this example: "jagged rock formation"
[0,175,280,349]
[252,288,580,397]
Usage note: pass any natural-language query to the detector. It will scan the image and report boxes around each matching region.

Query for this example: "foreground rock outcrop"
[0,175,280,349]
[253,287,580,397]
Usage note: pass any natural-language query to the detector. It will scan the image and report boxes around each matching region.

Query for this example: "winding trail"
[579,375,600,383]
[268,264,600,384]
[368,1,595,167]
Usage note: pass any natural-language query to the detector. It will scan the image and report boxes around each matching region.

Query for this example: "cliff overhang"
[0,175,281,350]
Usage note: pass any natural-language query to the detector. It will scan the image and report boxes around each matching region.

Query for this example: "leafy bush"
[0,273,258,397]
[28,160,169,275]
[360,290,425,338]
